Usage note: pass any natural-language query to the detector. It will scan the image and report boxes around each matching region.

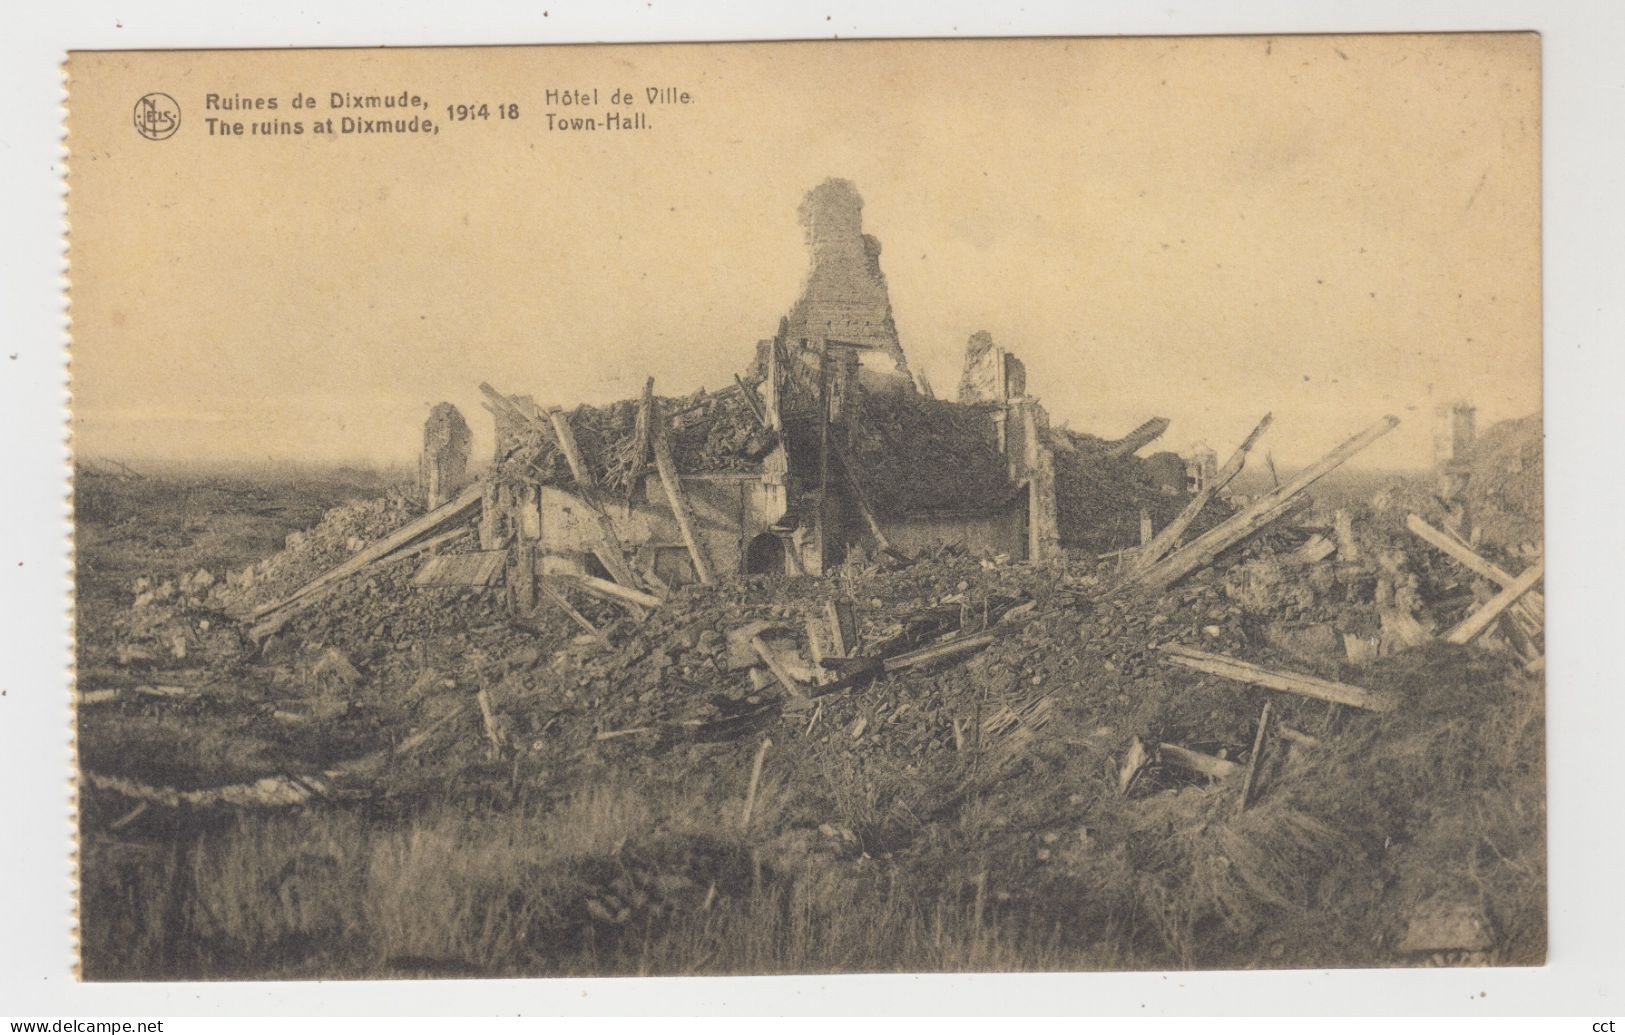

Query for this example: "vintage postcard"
[66,34,1542,980]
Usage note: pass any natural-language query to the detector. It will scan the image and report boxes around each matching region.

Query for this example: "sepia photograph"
[63,33,1544,982]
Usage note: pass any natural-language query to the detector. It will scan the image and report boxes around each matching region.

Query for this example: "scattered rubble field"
[75,459,1545,979]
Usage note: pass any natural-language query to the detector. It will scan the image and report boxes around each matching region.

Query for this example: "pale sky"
[67,34,1540,470]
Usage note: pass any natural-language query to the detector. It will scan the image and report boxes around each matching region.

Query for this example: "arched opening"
[745,532,786,576]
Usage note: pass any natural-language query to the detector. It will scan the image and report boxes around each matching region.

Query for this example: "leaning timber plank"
[482,383,647,593]
[1236,701,1274,815]
[1406,514,1543,625]
[1157,643,1395,712]
[249,525,472,640]
[1446,559,1544,645]
[1131,416,1398,592]
[253,484,484,620]
[567,572,663,611]
[1157,743,1241,780]
[826,436,896,555]
[651,419,717,585]
[1135,413,1272,571]
[546,407,596,488]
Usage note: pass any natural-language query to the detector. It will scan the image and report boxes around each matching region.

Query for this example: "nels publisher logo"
[133,92,180,140]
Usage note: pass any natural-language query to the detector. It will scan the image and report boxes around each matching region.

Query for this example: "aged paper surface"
[67,35,1542,980]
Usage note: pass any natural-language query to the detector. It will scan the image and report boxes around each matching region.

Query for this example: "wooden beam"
[1130,416,1399,592]
[253,484,484,621]
[883,631,998,672]
[1446,559,1544,645]
[481,382,649,593]
[1158,743,1241,780]
[541,584,610,645]
[1134,414,1272,571]
[827,436,897,556]
[651,405,716,585]
[250,524,472,640]
[1236,701,1273,815]
[1406,513,1543,624]
[751,636,808,703]
[1157,643,1395,712]
[546,407,595,489]
[566,572,663,611]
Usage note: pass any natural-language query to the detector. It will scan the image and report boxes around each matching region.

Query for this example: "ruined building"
[428,180,1189,593]
[418,402,471,508]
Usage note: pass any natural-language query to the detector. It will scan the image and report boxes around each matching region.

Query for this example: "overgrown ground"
[74,465,1545,979]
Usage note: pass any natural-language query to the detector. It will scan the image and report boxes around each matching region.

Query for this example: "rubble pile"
[211,495,422,615]
[853,394,1013,515]
[492,391,765,496]
[1465,414,1543,551]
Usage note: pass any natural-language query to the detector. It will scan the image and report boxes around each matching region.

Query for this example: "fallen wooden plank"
[652,412,716,585]
[882,631,998,672]
[1445,559,1544,645]
[1276,724,1323,749]
[1406,514,1543,625]
[1157,742,1241,780]
[566,572,663,611]
[1290,535,1337,565]
[1157,643,1396,712]
[249,525,474,640]
[1130,416,1399,592]
[752,635,809,704]
[412,549,508,588]
[253,483,484,620]
[1135,413,1272,571]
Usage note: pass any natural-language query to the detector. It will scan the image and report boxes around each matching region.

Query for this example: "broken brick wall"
[783,179,910,377]
[419,402,472,509]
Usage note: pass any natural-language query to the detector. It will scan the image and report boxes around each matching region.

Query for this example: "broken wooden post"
[1130,416,1399,592]
[1133,414,1271,573]
[1236,701,1273,815]
[1445,559,1544,645]
[1138,508,1153,546]
[739,737,773,831]
[1118,735,1151,795]
[650,406,716,585]
[1157,643,1395,712]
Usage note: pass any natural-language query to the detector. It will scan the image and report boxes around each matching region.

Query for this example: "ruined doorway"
[745,532,785,576]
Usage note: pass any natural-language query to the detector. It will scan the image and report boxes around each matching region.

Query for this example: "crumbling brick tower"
[783,179,911,379]
[419,402,471,509]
